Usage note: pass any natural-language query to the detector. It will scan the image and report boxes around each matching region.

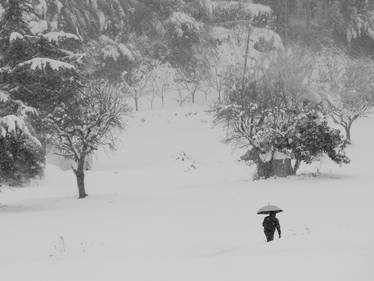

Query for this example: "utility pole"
[284,0,289,42]
[216,19,253,90]
[242,23,252,89]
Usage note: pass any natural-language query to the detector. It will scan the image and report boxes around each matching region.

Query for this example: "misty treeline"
[1,0,374,193]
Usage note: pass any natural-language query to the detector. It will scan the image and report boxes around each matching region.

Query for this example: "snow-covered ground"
[0,106,373,281]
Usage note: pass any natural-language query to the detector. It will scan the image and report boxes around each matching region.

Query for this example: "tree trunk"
[256,161,275,179]
[273,158,293,177]
[76,170,87,199]
[149,91,156,109]
[292,159,301,175]
[74,155,87,199]
[161,88,165,106]
[245,148,294,179]
[345,123,352,144]
[134,97,139,111]
[256,159,293,179]
[191,87,197,104]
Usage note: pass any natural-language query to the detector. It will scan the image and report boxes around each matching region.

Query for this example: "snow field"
[0,106,373,281]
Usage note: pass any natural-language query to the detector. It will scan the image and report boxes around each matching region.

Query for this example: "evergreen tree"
[0,0,32,37]
[0,0,82,185]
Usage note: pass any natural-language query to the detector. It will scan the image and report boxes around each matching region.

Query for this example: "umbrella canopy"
[257,205,283,215]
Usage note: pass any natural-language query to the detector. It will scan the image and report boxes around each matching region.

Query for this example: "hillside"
[0,106,373,281]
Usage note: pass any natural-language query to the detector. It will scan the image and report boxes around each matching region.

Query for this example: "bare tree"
[328,100,369,144]
[149,62,176,107]
[46,82,130,198]
[318,51,374,144]
[208,49,228,103]
[122,61,155,111]
[176,65,205,104]
[175,86,190,107]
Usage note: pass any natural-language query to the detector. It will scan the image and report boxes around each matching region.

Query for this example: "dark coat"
[263,215,281,235]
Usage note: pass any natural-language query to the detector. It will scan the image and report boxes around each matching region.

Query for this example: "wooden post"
[242,23,252,89]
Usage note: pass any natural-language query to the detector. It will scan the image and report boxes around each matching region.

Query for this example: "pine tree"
[0,0,32,37]
[0,0,83,185]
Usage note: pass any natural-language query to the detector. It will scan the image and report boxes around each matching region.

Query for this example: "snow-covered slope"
[0,106,373,281]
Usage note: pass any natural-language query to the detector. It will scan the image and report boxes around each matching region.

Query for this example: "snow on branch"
[9,32,24,43]
[212,1,272,23]
[42,31,81,43]
[0,90,9,102]
[13,100,38,117]
[47,82,130,161]
[17,58,76,71]
[59,49,86,63]
[168,12,203,37]
[0,91,36,117]
[99,35,135,62]
[250,27,284,51]
[0,115,41,146]
[244,3,272,18]
[30,20,48,35]
[210,26,231,41]
[118,44,134,60]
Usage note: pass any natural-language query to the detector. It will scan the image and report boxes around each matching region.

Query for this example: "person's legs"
[269,230,275,241]
[265,230,275,242]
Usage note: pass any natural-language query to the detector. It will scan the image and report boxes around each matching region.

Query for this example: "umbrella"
[257,204,283,215]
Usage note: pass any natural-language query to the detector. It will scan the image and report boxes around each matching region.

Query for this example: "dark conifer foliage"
[0,0,82,185]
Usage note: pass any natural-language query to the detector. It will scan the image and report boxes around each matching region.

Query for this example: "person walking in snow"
[262,211,281,242]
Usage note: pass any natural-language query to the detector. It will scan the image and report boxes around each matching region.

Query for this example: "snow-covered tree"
[0,0,83,183]
[208,23,284,102]
[215,48,349,179]
[0,0,83,129]
[208,27,241,102]
[0,1,218,102]
[212,1,272,25]
[207,1,281,102]
[0,93,44,185]
[165,8,213,88]
[46,82,130,198]
[85,35,136,82]
[329,0,374,49]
